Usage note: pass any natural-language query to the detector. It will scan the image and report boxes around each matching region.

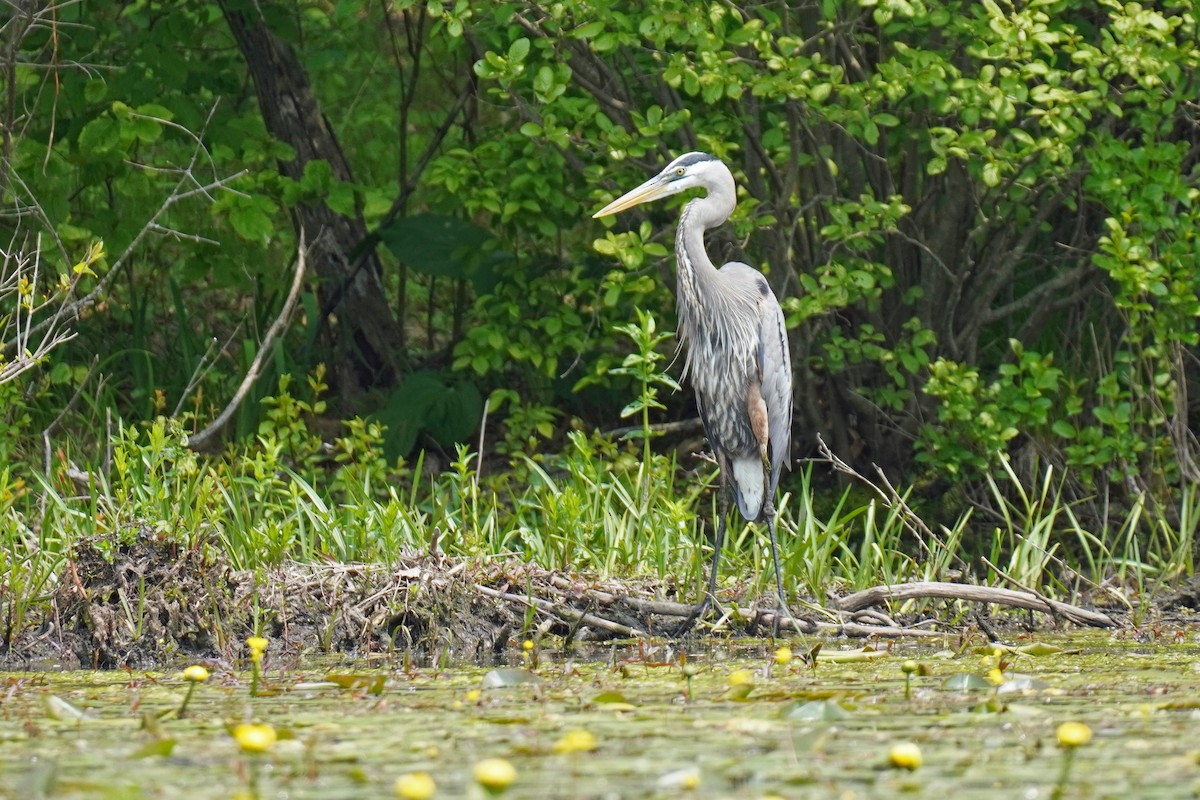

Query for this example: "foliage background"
[2,0,1199,546]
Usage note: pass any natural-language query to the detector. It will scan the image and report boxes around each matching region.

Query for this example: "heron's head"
[592,152,726,218]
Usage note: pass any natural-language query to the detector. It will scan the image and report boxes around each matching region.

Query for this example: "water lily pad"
[45,695,87,721]
[942,673,994,691]
[997,673,1048,692]
[590,689,637,711]
[130,738,176,759]
[722,684,755,702]
[482,668,539,688]
[1014,642,1080,656]
[656,766,701,790]
[324,673,387,694]
[783,699,851,721]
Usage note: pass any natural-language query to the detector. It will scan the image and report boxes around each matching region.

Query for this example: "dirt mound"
[45,533,241,669]
[1,536,1121,670]
[3,536,690,669]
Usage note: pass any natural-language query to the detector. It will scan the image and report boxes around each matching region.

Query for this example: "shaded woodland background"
[3,0,1199,526]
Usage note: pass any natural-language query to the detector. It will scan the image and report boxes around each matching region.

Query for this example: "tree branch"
[187,231,309,452]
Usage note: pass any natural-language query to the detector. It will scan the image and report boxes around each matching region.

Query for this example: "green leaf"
[592,237,617,255]
[134,103,175,122]
[982,162,1002,188]
[508,37,531,63]
[575,21,605,39]
[1051,420,1077,438]
[84,80,107,103]
[377,214,503,290]
[77,116,120,156]
[373,370,484,457]
[229,204,274,243]
[326,182,356,217]
[130,738,177,759]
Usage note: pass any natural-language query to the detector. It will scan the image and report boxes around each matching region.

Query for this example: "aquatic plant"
[901,659,918,700]
[1054,721,1093,798]
[247,636,268,696]
[888,742,922,771]
[394,771,436,800]
[177,664,209,718]
[472,758,517,796]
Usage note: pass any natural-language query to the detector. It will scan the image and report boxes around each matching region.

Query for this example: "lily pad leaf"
[997,674,1048,693]
[292,681,343,692]
[942,673,993,691]
[591,690,630,704]
[482,668,539,689]
[131,738,177,759]
[45,695,87,721]
[324,673,387,694]
[1014,642,1079,656]
[783,699,851,721]
[657,767,701,790]
[721,684,754,702]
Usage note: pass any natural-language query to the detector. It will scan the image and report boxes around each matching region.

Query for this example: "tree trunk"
[220,0,404,398]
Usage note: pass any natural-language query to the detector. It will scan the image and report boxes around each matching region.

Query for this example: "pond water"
[2,630,1199,799]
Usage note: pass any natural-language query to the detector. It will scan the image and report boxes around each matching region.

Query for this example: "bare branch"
[187,231,310,451]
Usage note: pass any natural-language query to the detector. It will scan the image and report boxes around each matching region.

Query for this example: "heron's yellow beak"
[592,175,673,218]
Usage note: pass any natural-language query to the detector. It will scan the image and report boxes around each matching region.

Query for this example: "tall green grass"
[3,370,1198,640]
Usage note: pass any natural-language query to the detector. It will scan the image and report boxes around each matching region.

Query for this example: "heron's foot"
[770,592,806,637]
[669,594,723,638]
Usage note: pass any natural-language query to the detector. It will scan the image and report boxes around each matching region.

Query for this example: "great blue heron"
[593,152,794,629]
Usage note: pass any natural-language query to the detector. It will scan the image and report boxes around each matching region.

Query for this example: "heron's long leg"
[766,507,803,635]
[673,479,729,636]
[705,486,729,610]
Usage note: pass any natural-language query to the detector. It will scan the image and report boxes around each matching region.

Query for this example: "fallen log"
[836,581,1117,628]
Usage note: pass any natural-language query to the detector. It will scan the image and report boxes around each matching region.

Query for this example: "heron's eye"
[675,167,685,176]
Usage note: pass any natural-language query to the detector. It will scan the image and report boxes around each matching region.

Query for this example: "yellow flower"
[233,723,277,754]
[1056,722,1093,748]
[473,758,517,794]
[394,771,436,800]
[522,640,534,652]
[987,667,1005,686]
[466,689,482,703]
[728,669,754,687]
[247,636,269,662]
[773,647,792,666]
[552,728,597,754]
[182,665,210,682]
[888,742,922,770]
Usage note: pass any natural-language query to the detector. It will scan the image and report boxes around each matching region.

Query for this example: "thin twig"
[476,584,649,638]
[187,231,309,451]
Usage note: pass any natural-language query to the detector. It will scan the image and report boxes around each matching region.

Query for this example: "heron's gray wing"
[758,293,793,494]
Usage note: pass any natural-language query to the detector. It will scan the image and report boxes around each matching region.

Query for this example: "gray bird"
[593,152,795,629]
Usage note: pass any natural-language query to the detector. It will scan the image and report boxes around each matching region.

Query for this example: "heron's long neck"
[675,194,732,337]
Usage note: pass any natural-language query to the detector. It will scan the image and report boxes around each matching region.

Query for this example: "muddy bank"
[2,534,1130,670]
